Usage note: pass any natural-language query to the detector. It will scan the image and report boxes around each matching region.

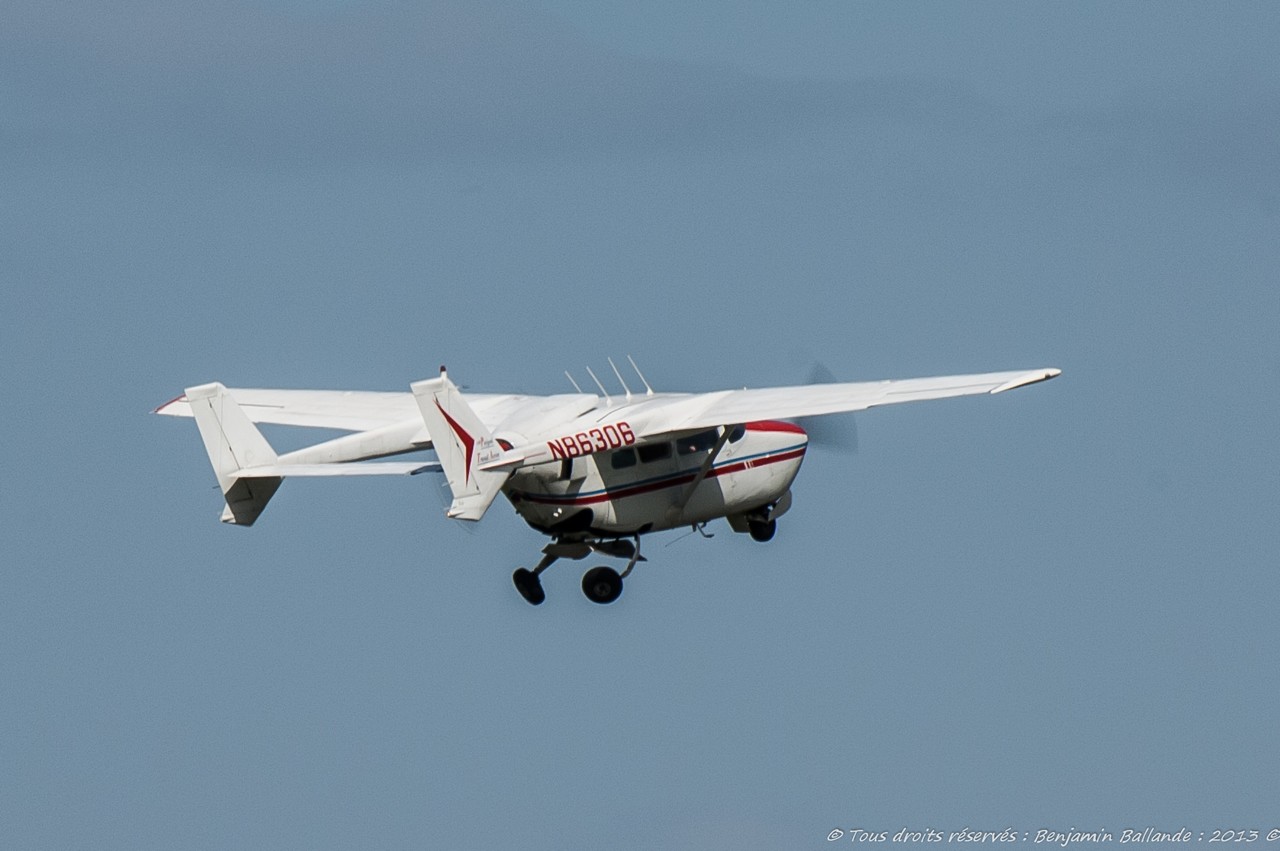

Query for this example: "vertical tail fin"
[411,369,507,521]
[184,382,281,526]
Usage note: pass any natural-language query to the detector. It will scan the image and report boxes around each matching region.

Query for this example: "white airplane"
[155,360,1059,605]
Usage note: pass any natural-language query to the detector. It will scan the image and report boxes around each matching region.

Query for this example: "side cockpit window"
[637,442,672,463]
[677,429,719,455]
[611,448,637,469]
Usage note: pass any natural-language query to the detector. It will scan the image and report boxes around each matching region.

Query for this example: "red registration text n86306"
[547,422,635,459]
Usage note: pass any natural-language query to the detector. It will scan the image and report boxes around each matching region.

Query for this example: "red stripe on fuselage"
[745,420,807,435]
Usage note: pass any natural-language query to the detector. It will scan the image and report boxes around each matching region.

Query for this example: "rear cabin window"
[637,442,672,464]
[677,429,719,455]
[611,448,637,469]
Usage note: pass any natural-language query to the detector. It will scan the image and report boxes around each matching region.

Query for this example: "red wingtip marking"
[153,393,187,414]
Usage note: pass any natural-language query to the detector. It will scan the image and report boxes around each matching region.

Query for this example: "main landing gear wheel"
[581,566,623,604]
[748,518,776,542]
[512,568,546,606]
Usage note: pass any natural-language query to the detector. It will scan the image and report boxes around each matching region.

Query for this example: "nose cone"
[792,422,810,452]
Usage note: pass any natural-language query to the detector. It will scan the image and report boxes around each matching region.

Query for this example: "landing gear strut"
[512,535,644,606]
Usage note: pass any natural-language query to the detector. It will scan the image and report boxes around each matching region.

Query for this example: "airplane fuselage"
[503,421,807,537]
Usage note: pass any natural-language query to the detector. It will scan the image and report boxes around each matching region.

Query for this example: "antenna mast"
[627,355,654,396]
[608,357,633,401]
[584,366,611,404]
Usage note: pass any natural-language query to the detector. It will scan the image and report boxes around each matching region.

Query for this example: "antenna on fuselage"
[627,355,654,396]
[584,366,611,404]
[608,357,633,402]
[564,371,584,393]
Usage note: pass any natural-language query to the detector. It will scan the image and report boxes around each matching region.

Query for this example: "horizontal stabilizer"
[232,461,440,479]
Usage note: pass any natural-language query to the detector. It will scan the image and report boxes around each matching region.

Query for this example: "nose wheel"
[748,518,776,542]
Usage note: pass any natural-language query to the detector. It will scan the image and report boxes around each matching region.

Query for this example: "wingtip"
[991,368,1061,394]
[152,393,187,414]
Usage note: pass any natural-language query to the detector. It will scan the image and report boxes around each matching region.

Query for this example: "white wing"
[664,367,1061,432]
[478,368,1060,472]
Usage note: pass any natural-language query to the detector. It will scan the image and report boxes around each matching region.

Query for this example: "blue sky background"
[3,2,1278,848]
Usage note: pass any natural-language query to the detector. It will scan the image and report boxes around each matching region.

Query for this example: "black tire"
[581,566,623,604]
[513,568,546,605]
[748,518,776,542]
